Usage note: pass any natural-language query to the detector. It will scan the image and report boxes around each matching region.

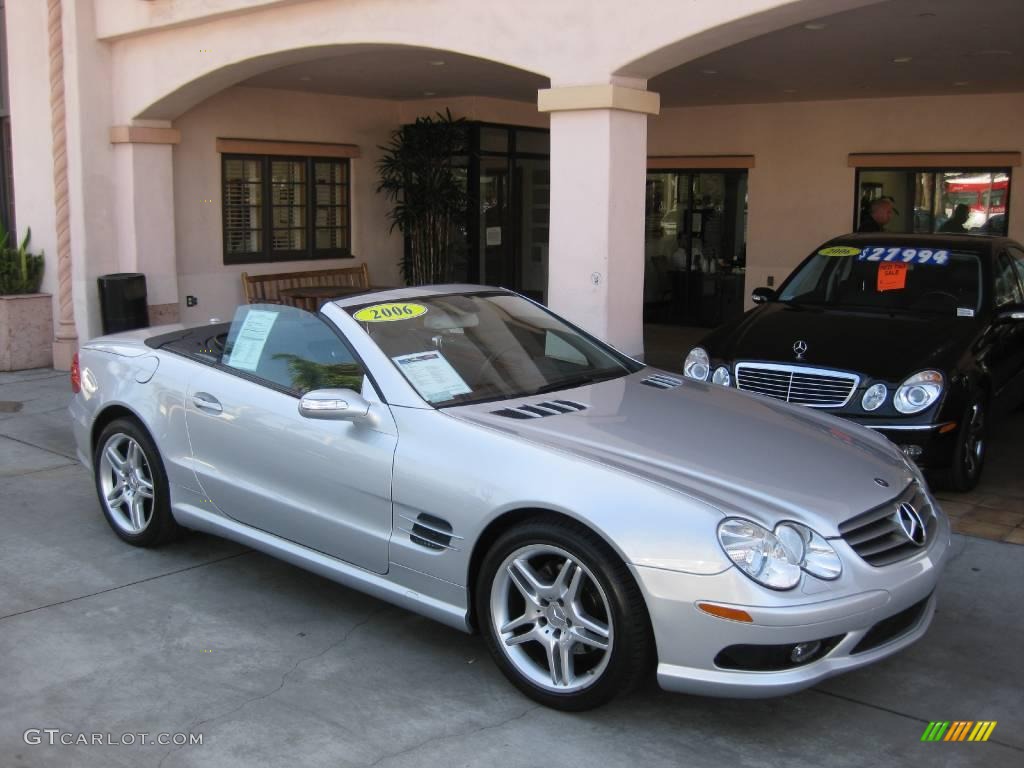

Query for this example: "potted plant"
[377,110,469,285]
[0,221,53,371]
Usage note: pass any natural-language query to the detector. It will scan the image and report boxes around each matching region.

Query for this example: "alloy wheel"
[963,401,985,479]
[98,433,156,535]
[489,544,613,693]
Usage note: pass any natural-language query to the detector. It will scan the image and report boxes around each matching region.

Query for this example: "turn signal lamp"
[697,603,753,623]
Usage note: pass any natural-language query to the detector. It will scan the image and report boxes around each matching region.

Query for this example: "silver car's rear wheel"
[490,544,613,693]
[93,418,180,547]
[477,518,652,710]
[99,433,156,535]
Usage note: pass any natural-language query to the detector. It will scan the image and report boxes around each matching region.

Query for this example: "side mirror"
[751,287,777,304]
[995,304,1024,323]
[298,388,375,424]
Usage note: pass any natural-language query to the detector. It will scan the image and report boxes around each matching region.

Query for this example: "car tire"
[476,517,653,711]
[945,394,987,492]
[93,418,180,547]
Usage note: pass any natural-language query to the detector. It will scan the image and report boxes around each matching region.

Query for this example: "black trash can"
[97,273,150,334]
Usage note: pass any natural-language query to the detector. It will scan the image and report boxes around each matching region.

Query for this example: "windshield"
[778,245,983,315]
[346,292,642,407]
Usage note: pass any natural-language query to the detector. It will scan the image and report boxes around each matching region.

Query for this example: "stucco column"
[540,85,659,357]
[110,126,182,326]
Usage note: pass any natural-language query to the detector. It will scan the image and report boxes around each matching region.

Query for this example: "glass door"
[644,170,748,327]
[479,156,511,289]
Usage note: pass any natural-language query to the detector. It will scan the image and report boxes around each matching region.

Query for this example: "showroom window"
[222,154,350,265]
[853,167,1011,236]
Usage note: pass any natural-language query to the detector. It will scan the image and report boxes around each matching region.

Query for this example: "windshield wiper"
[530,370,622,396]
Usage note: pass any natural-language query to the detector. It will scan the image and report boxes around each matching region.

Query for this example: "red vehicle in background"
[944,173,1009,233]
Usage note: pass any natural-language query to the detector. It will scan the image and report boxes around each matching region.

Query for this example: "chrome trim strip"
[735,362,860,408]
[398,513,465,540]
[863,423,946,432]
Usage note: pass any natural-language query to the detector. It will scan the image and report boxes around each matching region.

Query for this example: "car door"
[986,250,1024,409]
[184,303,396,574]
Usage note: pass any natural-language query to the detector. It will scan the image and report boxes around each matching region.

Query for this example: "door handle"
[192,392,223,414]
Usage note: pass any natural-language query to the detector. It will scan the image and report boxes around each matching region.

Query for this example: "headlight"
[775,523,842,580]
[861,382,887,411]
[717,519,802,590]
[712,366,731,386]
[894,370,943,414]
[683,347,710,381]
[718,519,842,590]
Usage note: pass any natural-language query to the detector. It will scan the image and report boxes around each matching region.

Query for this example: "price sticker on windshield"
[857,246,950,265]
[877,263,908,292]
[353,303,428,322]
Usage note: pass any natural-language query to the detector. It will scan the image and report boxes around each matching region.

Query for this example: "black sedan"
[684,234,1024,490]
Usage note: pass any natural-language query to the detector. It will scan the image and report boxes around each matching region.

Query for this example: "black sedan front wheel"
[947,396,987,492]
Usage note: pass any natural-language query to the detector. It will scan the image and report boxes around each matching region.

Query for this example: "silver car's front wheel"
[490,544,613,693]
[93,418,180,547]
[477,518,652,710]
[99,433,156,535]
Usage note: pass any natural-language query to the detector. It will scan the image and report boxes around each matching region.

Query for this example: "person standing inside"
[858,197,896,232]
[939,203,971,233]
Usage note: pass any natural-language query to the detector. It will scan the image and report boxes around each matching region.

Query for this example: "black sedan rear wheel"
[476,517,652,711]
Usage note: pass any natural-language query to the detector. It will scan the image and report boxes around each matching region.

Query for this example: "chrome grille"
[735,363,859,408]
[838,483,937,567]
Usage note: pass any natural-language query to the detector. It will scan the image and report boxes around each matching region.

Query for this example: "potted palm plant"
[377,110,469,285]
[0,221,53,371]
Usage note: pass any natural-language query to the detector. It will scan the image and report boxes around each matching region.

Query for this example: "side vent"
[491,400,588,419]
[641,373,683,390]
[399,512,462,552]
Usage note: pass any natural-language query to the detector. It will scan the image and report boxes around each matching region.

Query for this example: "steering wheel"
[913,290,959,308]
[476,345,529,381]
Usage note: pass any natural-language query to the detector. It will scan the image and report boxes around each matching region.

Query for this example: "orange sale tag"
[877,263,908,292]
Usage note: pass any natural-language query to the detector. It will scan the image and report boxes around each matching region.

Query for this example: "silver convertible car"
[69,286,950,710]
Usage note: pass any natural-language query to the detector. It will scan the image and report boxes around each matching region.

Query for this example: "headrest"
[423,310,479,330]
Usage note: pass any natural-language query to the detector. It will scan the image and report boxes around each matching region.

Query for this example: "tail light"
[70,353,81,393]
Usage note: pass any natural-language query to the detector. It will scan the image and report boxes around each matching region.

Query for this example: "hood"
[703,303,977,381]
[450,370,916,536]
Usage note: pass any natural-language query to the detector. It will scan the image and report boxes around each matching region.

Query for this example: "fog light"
[900,444,923,459]
[790,641,822,664]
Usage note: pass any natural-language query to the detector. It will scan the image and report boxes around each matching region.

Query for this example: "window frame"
[222,153,352,265]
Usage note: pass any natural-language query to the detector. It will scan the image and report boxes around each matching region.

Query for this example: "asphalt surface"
[1,368,1021,768]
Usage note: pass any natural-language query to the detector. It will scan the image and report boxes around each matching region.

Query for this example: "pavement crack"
[192,607,390,729]
[365,705,541,768]
[0,430,79,462]
[0,550,254,622]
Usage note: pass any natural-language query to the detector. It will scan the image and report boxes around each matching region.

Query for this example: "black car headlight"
[894,370,943,414]
[683,347,710,381]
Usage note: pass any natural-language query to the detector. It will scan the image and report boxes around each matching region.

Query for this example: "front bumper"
[632,507,951,698]
[853,420,958,470]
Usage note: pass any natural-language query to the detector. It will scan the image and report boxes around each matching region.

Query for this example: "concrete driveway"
[1,368,1021,768]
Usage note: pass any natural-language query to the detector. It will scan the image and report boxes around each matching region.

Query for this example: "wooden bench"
[240,264,370,305]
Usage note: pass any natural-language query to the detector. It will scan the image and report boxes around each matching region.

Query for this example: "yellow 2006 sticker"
[353,302,428,322]
[818,246,861,257]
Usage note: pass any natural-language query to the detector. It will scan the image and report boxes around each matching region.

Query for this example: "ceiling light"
[953,81,970,87]
[701,69,718,75]
[782,88,797,94]
[918,11,937,17]
[803,22,827,30]
[298,76,312,82]
[428,60,446,66]
[892,56,913,64]
[423,91,437,97]
[971,49,1012,56]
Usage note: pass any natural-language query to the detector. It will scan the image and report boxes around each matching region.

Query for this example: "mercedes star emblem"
[793,340,808,360]
[895,502,927,547]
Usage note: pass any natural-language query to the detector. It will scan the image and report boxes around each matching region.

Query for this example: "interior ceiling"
[652,0,1024,106]
[240,1,1024,108]
[242,45,548,102]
